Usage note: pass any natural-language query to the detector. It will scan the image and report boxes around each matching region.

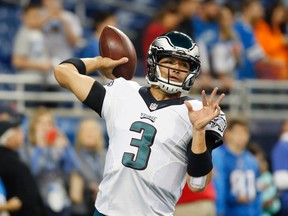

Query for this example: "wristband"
[189,175,207,189]
[187,149,212,177]
[60,58,86,75]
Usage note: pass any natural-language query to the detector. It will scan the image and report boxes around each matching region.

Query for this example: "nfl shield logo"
[149,103,158,110]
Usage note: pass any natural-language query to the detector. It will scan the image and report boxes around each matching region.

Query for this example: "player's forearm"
[191,129,207,153]
[54,57,102,78]
[186,128,213,190]
[80,57,104,75]
[54,58,100,102]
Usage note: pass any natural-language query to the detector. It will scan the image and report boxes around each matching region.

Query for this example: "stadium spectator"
[249,143,281,216]
[1,104,31,167]
[27,106,80,216]
[192,0,220,41]
[254,2,288,79]
[212,5,241,90]
[141,2,181,73]
[199,4,241,92]
[212,118,261,216]
[76,11,117,59]
[233,0,281,80]
[11,3,57,107]
[12,3,52,74]
[176,0,200,37]
[232,0,264,79]
[54,31,227,215]
[175,182,216,216]
[271,119,288,216]
[192,0,220,91]
[42,0,83,65]
[71,118,107,216]
[0,105,46,216]
[76,11,116,76]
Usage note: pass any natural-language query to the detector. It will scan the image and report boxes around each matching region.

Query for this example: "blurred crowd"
[0,104,107,216]
[1,0,288,216]
[0,0,288,93]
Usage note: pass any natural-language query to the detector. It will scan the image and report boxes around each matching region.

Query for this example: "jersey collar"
[139,87,191,112]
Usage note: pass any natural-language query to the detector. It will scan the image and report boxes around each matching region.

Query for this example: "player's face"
[158,57,189,83]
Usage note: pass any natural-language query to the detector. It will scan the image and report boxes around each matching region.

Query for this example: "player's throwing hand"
[97,57,128,80]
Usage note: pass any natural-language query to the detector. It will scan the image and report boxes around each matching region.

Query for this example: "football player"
[54,31,227,216]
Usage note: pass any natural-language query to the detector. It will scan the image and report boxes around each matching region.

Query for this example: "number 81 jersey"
[95,78,226,216]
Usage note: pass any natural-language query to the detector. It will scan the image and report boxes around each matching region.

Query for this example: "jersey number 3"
[122,121,157,170]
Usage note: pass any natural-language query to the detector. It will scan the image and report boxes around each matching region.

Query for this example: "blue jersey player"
[212,119,261,216]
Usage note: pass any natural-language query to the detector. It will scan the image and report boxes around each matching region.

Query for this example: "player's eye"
[161,60,173,65]
[179,62,189,70]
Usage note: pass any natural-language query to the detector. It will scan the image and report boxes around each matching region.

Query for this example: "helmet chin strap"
[155,65,184,94]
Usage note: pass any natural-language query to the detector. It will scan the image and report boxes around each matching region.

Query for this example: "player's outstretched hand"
[97,56,128,80]
[184,87,225,131]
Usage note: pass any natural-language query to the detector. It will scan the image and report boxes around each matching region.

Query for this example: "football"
[99,25,137,80]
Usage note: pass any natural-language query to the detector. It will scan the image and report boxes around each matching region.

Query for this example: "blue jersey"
[77,36,100,58]
[192,16,219,50]
[212,145,261,216]
[234,19,264,79]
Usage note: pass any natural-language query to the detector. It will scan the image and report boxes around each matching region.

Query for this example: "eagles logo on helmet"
[146,31,201,94]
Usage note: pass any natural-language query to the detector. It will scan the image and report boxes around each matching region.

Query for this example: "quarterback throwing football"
[54,31,227,216]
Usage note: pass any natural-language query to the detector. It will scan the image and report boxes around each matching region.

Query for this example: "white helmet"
[146,31,201,94]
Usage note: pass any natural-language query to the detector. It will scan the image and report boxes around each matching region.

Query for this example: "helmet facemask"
[146,31,201,94]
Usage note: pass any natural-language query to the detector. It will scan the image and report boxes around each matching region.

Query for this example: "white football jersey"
[95,78,226,216]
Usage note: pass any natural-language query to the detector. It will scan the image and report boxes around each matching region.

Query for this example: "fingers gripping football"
[99,26,137,80]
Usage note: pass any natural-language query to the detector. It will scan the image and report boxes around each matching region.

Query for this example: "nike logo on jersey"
[140,113,157,122]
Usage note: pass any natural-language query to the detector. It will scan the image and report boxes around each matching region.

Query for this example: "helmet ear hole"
[147,65,157,81]
[147,49,158,82]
